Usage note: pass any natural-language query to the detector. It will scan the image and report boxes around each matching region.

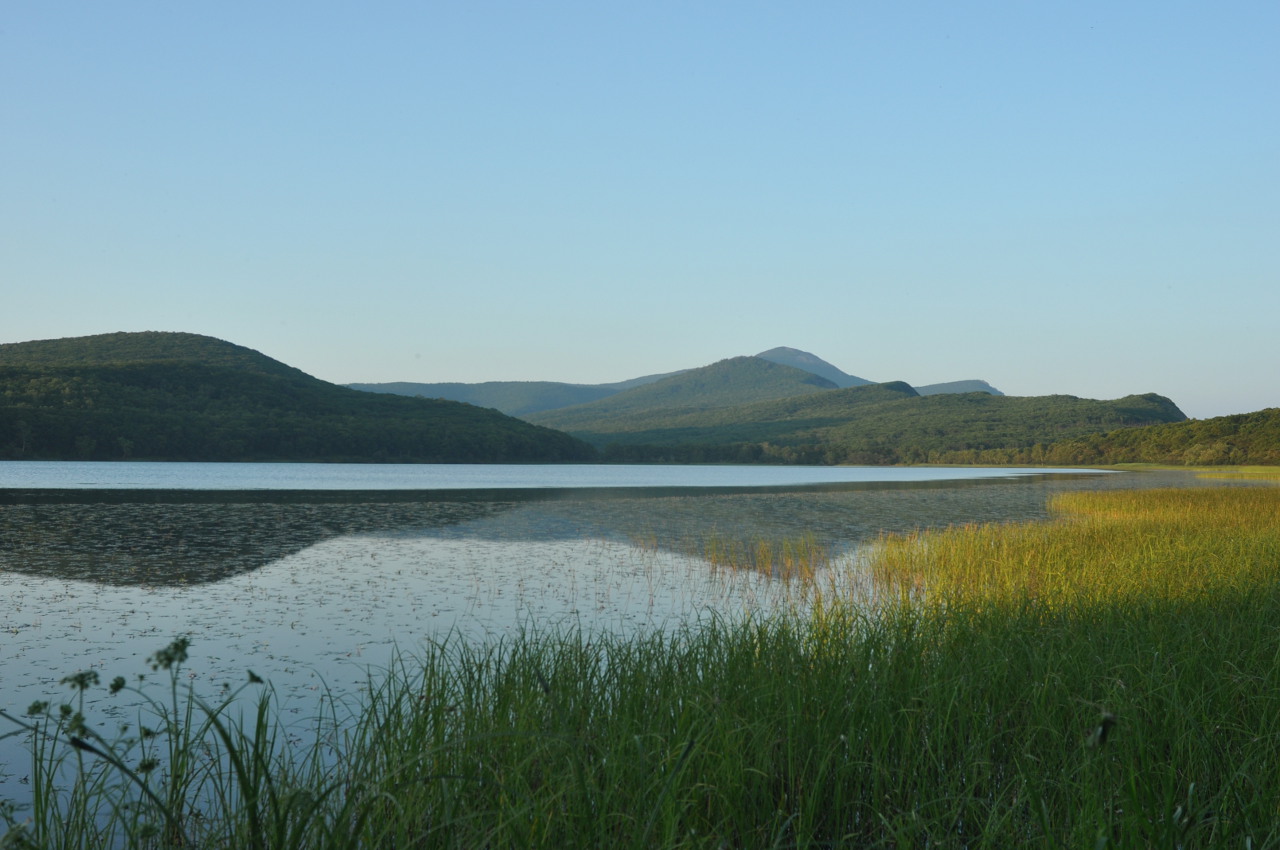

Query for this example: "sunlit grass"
[6,486,1280,847]
[1196,466,1280,481]
[867,486,1280,610]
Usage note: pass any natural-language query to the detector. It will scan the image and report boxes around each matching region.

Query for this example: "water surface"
[0,460,1103,491]
[0,463,1201,808]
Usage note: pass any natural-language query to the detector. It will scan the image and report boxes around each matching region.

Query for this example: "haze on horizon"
[2,3,1276,421]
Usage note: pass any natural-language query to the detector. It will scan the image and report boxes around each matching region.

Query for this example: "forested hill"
[0,332,596,462]
[528,357,839,432]
[940,407,1280,466]
[533,372,1187,464]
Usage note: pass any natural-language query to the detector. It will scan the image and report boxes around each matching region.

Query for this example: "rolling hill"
[528,357,839,432]
[346,346,1000,416]
[0,332,596,463]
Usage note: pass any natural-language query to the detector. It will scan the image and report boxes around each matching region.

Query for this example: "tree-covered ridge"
[0,333,596,462]
[529,357,839,431]
[943,407,1280,466]
[535,381,918,446]
[570,386,1187,465]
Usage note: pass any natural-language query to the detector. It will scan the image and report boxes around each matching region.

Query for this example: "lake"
[0,460,1106,491]
[0,462,1204,807]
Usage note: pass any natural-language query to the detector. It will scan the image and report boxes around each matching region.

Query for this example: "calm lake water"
[0,462,1207,808]
[0,460,1099,490]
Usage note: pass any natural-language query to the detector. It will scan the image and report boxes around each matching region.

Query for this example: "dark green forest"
[597,401,1280,468]
[0,333,596,462]
[927,407,1280,466]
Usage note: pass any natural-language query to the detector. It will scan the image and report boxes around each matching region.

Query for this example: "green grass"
[5,486,1280,847]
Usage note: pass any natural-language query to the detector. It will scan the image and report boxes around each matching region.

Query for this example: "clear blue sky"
[3,2,1276,419]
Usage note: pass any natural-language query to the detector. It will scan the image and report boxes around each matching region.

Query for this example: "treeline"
[602,408,1280,467]
[602,442,901,466]
[594,391,1191,466]
[926,408,1280,466]
[0,333,596,463]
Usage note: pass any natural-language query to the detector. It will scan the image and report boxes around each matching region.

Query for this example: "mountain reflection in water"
[0,471,1186,588]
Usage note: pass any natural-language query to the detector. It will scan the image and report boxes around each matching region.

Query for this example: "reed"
[4,486,1280,847]
[700,532,835,582]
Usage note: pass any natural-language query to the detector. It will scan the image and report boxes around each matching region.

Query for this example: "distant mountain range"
[348,345,1191,465]
[347,346,1004,416]
[9,332,1270,467]
[520,357,1185,464]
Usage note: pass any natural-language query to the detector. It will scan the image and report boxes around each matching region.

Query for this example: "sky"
[2,3,1277,420]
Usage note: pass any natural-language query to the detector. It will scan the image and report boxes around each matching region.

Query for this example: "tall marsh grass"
[5,485,1280,847]
[700,532,836,582]
[869,486,1280,609]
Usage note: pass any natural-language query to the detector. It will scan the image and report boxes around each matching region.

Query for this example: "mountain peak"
[754,347,870,388]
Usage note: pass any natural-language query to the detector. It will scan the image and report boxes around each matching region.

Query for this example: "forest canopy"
[0,332,596,463]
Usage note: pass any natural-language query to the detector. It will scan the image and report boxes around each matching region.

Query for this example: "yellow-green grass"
[1196,466,1280,481]
[6,487,1280,848]
[867,486,1280,610]
[1110,463,1280,480]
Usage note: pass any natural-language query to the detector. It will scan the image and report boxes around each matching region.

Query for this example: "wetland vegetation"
[4,475,1279,847]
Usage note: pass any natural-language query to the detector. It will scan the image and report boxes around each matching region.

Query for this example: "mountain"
[527,357,838,433]
[346,346,999,416]
[532,371,1187,464]
[754,347,872,388]
[0,332,596,462]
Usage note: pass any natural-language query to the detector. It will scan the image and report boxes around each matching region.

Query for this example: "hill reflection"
[0,473,1138,588]
[0,495,526,585]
